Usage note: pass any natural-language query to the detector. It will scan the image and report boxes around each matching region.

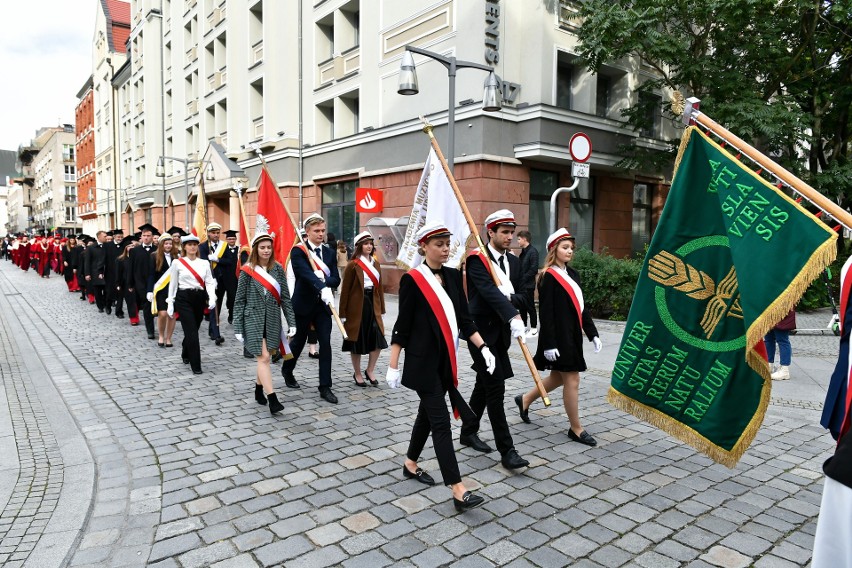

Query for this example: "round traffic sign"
[569,133,592,163]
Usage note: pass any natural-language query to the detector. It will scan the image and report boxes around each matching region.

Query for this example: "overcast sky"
[0,1,95,151]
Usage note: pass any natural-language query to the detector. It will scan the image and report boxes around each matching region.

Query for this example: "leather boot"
[268,392,284,415]
[255,384,267,405]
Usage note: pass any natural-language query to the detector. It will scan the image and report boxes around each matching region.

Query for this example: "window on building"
[638,92,662,138]
[528,169,559,260]
[64,165,76,182]
[632,183,652,255]
[144,207,153,224]
[316,14,334,61]
[321,180,358,249]
[63,144,75,161]
[568,179,595,250]
[596,75,611,118]
[65,186,76,202]
[556,60,574,111]
[558,1,581,31]
[316,100,334,142]
[65,207,77,223]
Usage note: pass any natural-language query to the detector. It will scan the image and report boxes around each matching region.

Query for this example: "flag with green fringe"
[609,126,836,467]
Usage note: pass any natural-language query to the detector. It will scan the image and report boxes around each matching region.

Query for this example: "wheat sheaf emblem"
[648,250,743,339]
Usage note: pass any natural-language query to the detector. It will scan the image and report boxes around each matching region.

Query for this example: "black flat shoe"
[282,370,300,389]
[157,342,165,348]
[353,373,367,388]
[501,449,530,469]
[165,343,173,348]
[215,337,224,346]
[515,394,530,424]
[182,357,190,364]
[255,384,267,406]
[402,466,435,486]
[308,351,320,359]
[453,491,485,512]
[459,434,493,454]
[568,429,597,446]
[364,369,379,387]
[192,369,203,375]
[319,387,338,404]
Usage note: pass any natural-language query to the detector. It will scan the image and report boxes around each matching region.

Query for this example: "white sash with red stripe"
[296,243,331,277]
[241,264,293,359]
[547,266,584,329]
[409,265,459,384]
[839,256,852,439]
[355,257,380,288]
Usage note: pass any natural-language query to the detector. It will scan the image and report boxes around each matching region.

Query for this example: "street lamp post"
[397,45,503,172]
[155,156,214,231]
[93,187,129,231]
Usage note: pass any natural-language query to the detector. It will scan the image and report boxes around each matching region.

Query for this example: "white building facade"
[31,127,81,236]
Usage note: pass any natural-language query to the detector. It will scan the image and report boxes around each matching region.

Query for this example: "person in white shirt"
[166,235,217,374]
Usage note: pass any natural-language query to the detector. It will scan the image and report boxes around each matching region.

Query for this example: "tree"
[568,0,852,208]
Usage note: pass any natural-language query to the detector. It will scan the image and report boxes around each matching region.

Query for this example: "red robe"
[18,241,30,271]
[37,240,51,276]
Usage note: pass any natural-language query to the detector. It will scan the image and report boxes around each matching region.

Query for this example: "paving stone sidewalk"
[0,260,839,567]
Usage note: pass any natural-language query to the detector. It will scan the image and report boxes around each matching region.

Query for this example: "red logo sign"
[356,187,383,213]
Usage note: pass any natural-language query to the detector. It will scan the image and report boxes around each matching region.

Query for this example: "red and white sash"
[296,243,331,277]
[839,256,852,440]
[240,264,293,359]
[179,258,206,288]
[547,266,584,329]
[467,249,515,293]
[355,256,380,288]
[409,265,462,417]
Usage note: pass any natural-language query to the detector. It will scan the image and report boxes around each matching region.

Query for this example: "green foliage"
[571,247,643,319]
[571,0,852,208]
[800,241,852,311]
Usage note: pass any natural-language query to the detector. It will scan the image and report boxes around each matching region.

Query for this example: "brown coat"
[339,257,386,341]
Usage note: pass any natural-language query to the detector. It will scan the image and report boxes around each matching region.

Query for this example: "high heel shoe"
[353,373,367,388]
[255,384,267,406]
[267,392,284,415]
[364,369,379,387]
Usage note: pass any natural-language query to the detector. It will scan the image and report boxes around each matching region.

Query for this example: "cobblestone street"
[0,259,839,568]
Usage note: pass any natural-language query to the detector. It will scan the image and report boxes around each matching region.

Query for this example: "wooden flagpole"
[419,117,550,407]
[684,99,852,231]
[252,146,348,339]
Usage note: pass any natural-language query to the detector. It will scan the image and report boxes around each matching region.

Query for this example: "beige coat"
[338,257,385,341]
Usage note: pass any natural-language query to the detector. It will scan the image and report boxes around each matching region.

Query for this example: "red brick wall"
[75,90,96,218]
[593,176,634,258]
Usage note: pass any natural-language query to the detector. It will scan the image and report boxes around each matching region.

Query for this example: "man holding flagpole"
[200,222,226,345]
[460,209,530,470]
[281,213,341,404]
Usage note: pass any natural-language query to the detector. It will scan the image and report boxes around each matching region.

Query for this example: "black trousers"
[137,291,155,336]
[105,278,119,312]
[460,353,515,456]
[283,304,333,388]
[174,289,206,372]
[517,292,537,328]
[407,390,461,486]
[93,284,106,310]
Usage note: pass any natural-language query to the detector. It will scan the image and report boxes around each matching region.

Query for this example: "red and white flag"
[255,168,299,264]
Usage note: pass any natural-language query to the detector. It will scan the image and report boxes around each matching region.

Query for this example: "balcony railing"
[253,117,264,139]
[252,39,263,64]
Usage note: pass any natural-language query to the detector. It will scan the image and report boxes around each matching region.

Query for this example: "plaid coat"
[233,263,296,357]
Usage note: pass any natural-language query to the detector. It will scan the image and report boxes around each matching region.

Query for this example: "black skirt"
[342,288,388,354]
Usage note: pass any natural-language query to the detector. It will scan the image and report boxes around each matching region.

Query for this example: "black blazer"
[392,267,478,392]
[86,243,107,285]
[129,244,155,295]
[289,243,341,317]
[104,241,122,284]
[518,244,540,295]
[465,249,521,350]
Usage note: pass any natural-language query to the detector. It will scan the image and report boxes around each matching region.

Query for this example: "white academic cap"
[546,228,575,250]
[484,209,516,230]
[206,222,222,231]
[181,234,200,244]
[353,231,373,246]
[302,213,324,229]
[251,232,273,247]
[415,221,452,244]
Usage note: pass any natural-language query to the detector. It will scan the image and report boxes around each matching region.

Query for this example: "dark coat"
[518,244,540,295]
[104,241,122,285]
[129,243,155,299]
[289,243,341,317]
[217,245,239,290]
[533,267,599,372]
[391,267,478,392]
[338,258,386,340]
[86,243,107,285]
[465,249,521,357]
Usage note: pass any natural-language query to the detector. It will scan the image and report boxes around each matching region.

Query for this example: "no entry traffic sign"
[569,132,592,163]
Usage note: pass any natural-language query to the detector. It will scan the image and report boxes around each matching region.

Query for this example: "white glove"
[167,305,174,318]
[544,348,560,362]
[593,337,602,353]
[208,303,217,311]
[480,346,497,374]
[235,333,244,344]
[498,284,513,300]
[313,269,325,281]
[320,287,334,306]
[510,318,526,343]
[146,292,153,302]
[386,367,401,388]
[287,326,297,338]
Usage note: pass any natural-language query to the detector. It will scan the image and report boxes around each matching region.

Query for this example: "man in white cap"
[461,209,530,470]
[281,213,341,403]
[199,222,226,345]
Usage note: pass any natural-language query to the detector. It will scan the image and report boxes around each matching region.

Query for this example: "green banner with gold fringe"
[609,126,836,467]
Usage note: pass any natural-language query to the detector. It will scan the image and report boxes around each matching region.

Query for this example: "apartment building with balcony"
[117,0,674,290]
[31,126,81,235]
[0,150,17,235]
